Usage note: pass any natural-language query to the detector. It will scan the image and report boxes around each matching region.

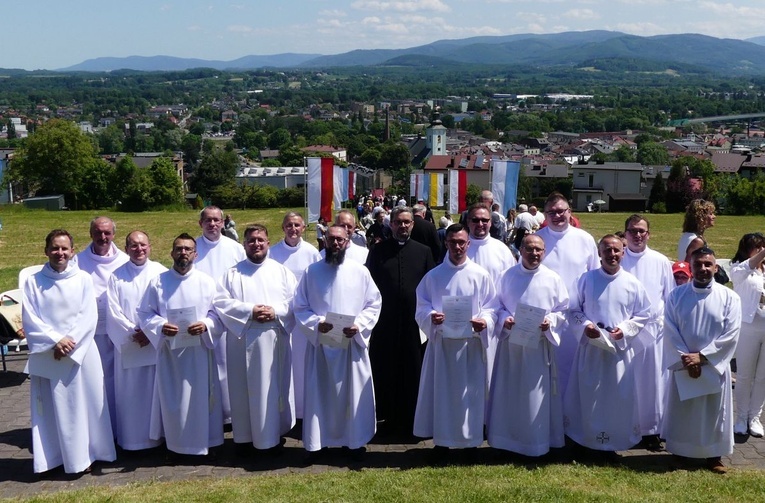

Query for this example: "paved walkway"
[2,350,765,500]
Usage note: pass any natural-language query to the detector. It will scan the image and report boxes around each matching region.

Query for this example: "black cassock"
[366,238,435,437]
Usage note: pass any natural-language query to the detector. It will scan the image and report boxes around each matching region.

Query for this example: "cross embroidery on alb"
[596,431,610,444]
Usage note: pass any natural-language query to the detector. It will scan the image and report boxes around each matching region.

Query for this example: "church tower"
[426,111,447,156]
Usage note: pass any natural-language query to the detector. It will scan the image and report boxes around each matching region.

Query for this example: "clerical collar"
[625,247,647,258]
[201,235,221,246]
[519,262,540,274]
[692,280,713,290]
[470,234,490,244]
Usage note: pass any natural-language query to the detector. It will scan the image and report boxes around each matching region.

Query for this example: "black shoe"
[303,449,324,466]
[642,435,665,452]
[346,446,366,462]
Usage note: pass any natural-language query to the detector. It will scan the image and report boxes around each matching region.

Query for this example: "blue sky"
[4,1,765,70]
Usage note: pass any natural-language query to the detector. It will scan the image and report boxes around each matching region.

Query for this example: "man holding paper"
[663,246,741,474]
[214,224,297,454]
[487,234,569,457]
[23,229,116,474]
[106,230,167,451]
[138,233,224,457]
[564,234,651,459]
[293,224,382,462]
[413,223,497,452]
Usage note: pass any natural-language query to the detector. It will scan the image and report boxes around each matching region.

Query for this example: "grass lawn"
[2,206,764,502]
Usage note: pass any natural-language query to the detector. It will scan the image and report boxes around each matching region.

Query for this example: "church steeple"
[426,109,447,156]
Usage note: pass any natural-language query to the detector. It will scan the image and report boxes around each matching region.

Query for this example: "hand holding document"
[587,325,617,354]
[167,307,201,350]
[506,303,547,348]
[441,295,474,339]
[121,340,157,369]
[319,312,355,349]
[669,360,722,401]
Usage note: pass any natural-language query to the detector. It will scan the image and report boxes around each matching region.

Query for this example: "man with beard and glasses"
[269,212,321,424]
[106,230,167,452]
[214,224,297,456]
[138,234,224,458]
[293,225,382,463]
[365,206,435,439]
[73,216,129,433]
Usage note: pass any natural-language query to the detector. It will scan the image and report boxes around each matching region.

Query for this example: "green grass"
[11,464,765,502]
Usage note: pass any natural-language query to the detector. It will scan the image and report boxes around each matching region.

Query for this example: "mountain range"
[56,31,765,75]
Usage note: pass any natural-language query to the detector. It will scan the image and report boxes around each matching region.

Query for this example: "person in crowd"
[411,203,442,264]
[268,212,321,423]
[365,207,390,250]
[513,204,536,250]
[138,234,224,457]
[106,230,167,451]
[730,232,765,438]
[621,215,675,451]
[491,203,507,243]
[459,190,504,241]
[24,229,116,474]
[316,216,328,252]
[437,216,449,252]
[672,261,692,286]
[487,234,569,457]
[72,216,129,433]
[413,224,497,456]
[663,246,741,474]
[195,205,246,426]
[677,199,716,262]
[366,207,435,439]
[214,224,297,455]
[326,210,369,263]
[293,224,382,463]
[564,235,650,461]
[529,205,545,228]
[223,213,239,242]
[535,192,600,396]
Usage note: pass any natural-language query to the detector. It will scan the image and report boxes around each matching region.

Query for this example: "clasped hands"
[317,321,358,338]
[53,336,76,360]
[584,323,623,340]
[161,322,207,337]
[681,352,703,379]
[431,312,486,334]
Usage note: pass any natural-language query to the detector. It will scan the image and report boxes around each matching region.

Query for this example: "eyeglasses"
[545,208,570,216]
[626,228,648,235]
[326,236,348,243]
[471,218,490,224]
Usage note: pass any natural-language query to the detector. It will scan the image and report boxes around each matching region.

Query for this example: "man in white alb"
[214,224,297,454]
[24,229,115,474]
[487,234,569,457]
[663,246,741,474]
[535,192,599,396]
[293,224,382,463]
[138,233,224,457]
[73,216,129,432]
[268,212,321,422]
[195,205,246,426]
[620,214,674,451]
[413,223,497,454]
[321,210,369,264]
[106,230,167,451]
[564,235,650,459]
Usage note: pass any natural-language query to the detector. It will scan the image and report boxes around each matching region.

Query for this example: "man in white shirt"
[536,192,600,396]
[413,224,497,456]
[106,231,167,451]
[214,224,297,455]
[269,212,321,422]
[620,215,675,451]
[513,204,536,249]
[487,234,569,457]
[663,246,741,474]
[195,206,246,426]
[73,216,129,433]
[23,229,116,474]
[293,225,382,463]
[564,235,651,460]
[138,234,224,457]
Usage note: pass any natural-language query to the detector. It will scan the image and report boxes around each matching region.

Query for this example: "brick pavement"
[2,350,765,500]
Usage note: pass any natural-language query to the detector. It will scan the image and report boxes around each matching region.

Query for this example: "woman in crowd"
[730,232,765,437]
[677,199,716,261]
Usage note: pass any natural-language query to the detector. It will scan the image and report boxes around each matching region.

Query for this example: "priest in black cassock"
[366,206,436,439]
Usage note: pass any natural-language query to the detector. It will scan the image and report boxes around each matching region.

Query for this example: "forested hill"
[45,31,765,76]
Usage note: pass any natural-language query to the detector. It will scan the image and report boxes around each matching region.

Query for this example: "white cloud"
[351,0,451,13]
[319,9,348,17]
[227,25,254,33]
[613,22,665,36]
[563,8,600,21]
[187,25,203,32]
[160,4,172,12]
[362,16,382,25]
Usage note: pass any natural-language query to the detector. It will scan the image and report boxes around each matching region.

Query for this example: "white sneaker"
[734,418,748,435]
[749,417,765,438]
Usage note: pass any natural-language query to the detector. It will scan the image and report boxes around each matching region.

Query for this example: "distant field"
[0,205,761,292]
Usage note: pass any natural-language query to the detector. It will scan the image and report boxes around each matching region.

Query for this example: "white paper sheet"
[319,312,355,349]
[673,365,722,401]
[587,326,617,354]
[442,295,472,323]
[26,350,76,380]
[167,306,201,350]
[121,340,157,369]
[507,303,547,348]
